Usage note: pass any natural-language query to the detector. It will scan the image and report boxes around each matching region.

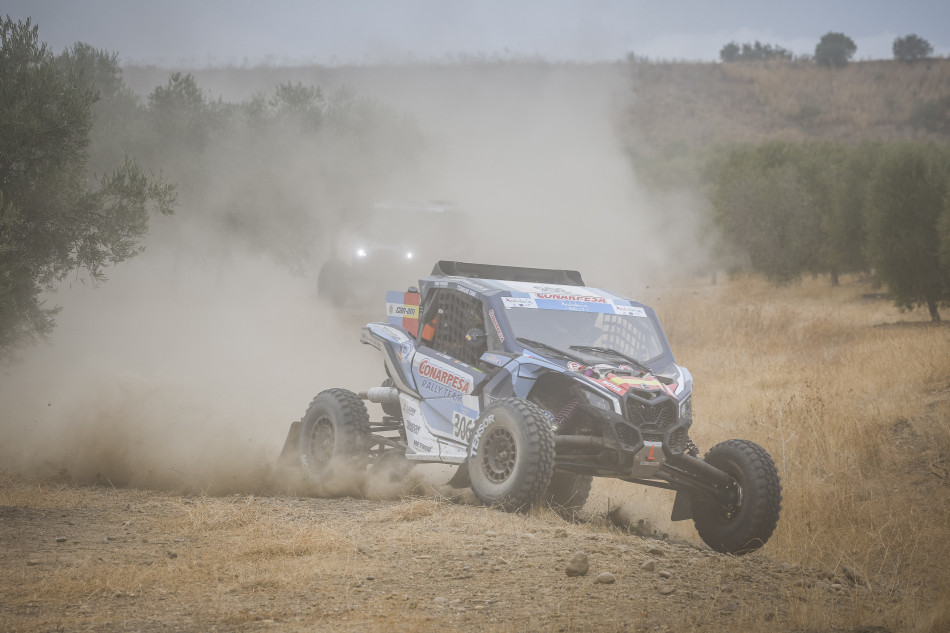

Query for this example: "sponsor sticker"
[415,356,475,397]
[615,305,648,318]
[502,296,537,310]
[488,309,505,342]
[480,352,509,367]
[413,439,433,453]
[398,340,414,364]
[567,361,584,372]
[377,325,409,343]
[385,291,421,336]
[533,292,607,304]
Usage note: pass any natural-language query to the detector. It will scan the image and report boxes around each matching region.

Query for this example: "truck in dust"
[317,201,468,306]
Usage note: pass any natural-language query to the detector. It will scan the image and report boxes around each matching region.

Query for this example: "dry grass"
[598,273,950,629]
[625,58,950,156]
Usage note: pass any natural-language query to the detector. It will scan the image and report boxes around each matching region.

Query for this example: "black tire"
[692,439,782,555]
[317,259,350,304]
[298,388,371,484]
[467,398,555,511]
[544,471,593,512]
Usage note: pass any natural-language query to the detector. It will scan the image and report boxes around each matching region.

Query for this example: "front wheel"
[692,439,782,555]
[468,399,555,511]
[298,388,370,484]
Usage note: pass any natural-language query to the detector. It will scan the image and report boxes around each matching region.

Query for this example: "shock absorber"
[553,390,585,430]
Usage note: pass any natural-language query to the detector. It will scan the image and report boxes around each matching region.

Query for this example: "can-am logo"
[535,293,607,304]
[418,359,472,393]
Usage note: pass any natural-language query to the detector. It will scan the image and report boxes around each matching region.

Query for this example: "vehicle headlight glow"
[356,248,367,258]
[406,251,413,259]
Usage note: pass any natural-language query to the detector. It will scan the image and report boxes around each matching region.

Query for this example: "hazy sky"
[5,0,950,66]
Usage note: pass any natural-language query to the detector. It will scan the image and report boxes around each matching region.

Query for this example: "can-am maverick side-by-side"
[283,261,781,554]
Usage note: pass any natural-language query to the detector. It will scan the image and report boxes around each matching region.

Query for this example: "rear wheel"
[692,440,782,554]
[544,471,593,513]
[468,399,555,511]
[298,388,370,484]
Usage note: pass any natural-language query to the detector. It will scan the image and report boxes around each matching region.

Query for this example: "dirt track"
[0,473,904,633]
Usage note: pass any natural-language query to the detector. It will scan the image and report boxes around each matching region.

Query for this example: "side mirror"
[465,328,487,347]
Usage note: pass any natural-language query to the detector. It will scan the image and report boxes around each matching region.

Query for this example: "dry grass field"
[626,58,950,152]
[2,275,949,632]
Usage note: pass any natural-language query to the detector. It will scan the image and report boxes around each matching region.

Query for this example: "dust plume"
[0,61,708,494]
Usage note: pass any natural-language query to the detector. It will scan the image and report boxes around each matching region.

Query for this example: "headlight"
[356,248,367,258]
[678,395,692,420]
[582,388,617,413]
[406,251,414,259]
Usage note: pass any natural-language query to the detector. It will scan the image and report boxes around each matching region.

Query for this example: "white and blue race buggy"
[284,261,781,554]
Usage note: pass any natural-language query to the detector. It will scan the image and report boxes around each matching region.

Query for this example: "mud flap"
[278,421,302,465]
[446,461,471,489]
[670,489,693,521]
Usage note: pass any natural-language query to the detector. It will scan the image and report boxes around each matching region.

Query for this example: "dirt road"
[1,472,902,633]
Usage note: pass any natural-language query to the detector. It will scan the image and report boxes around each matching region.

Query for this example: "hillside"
[625,58,950,151]
[123,57,950,149]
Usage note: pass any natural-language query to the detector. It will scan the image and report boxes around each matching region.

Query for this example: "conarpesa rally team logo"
[417,358,473,393]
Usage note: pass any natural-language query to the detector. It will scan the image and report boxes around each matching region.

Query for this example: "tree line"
[0,16,423,359]
[710,141,950,321]
[721,33,935,66]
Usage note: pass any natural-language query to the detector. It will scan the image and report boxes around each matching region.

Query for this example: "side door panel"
[410,348,488,444]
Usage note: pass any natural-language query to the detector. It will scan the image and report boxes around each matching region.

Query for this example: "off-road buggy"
[317,201,469,305]
[284,261,782,554]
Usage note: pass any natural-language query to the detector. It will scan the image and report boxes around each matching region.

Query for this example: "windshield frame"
[488,291,675,371]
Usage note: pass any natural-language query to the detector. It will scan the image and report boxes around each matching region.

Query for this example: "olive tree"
[815,32,857,67]
[0,17,175,357]
[867,143,950,321]
[893,34,933,63]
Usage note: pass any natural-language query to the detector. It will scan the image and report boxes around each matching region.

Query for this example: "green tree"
[270,81,325,132]
[815,32,857,67]
[720,42,740,62]
[867,143,950,321]
[893,34,933,63]
[720,40,793,62]
[822,142,879,283]
[0,17,175,357]
[711,142,821,282]
[940,199,950,287]
[57,42,145,175]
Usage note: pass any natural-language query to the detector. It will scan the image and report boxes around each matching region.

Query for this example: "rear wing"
[431,261,585,286]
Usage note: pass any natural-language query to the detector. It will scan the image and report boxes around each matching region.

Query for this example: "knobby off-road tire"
[692,439,782,555]
[544,471,593,513]
[468,398,555,511]
[298,388,371,484]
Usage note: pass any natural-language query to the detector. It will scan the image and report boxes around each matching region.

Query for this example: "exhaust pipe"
[359,386,401,405]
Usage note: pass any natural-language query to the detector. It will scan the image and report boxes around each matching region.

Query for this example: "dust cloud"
[0,62,708,495]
